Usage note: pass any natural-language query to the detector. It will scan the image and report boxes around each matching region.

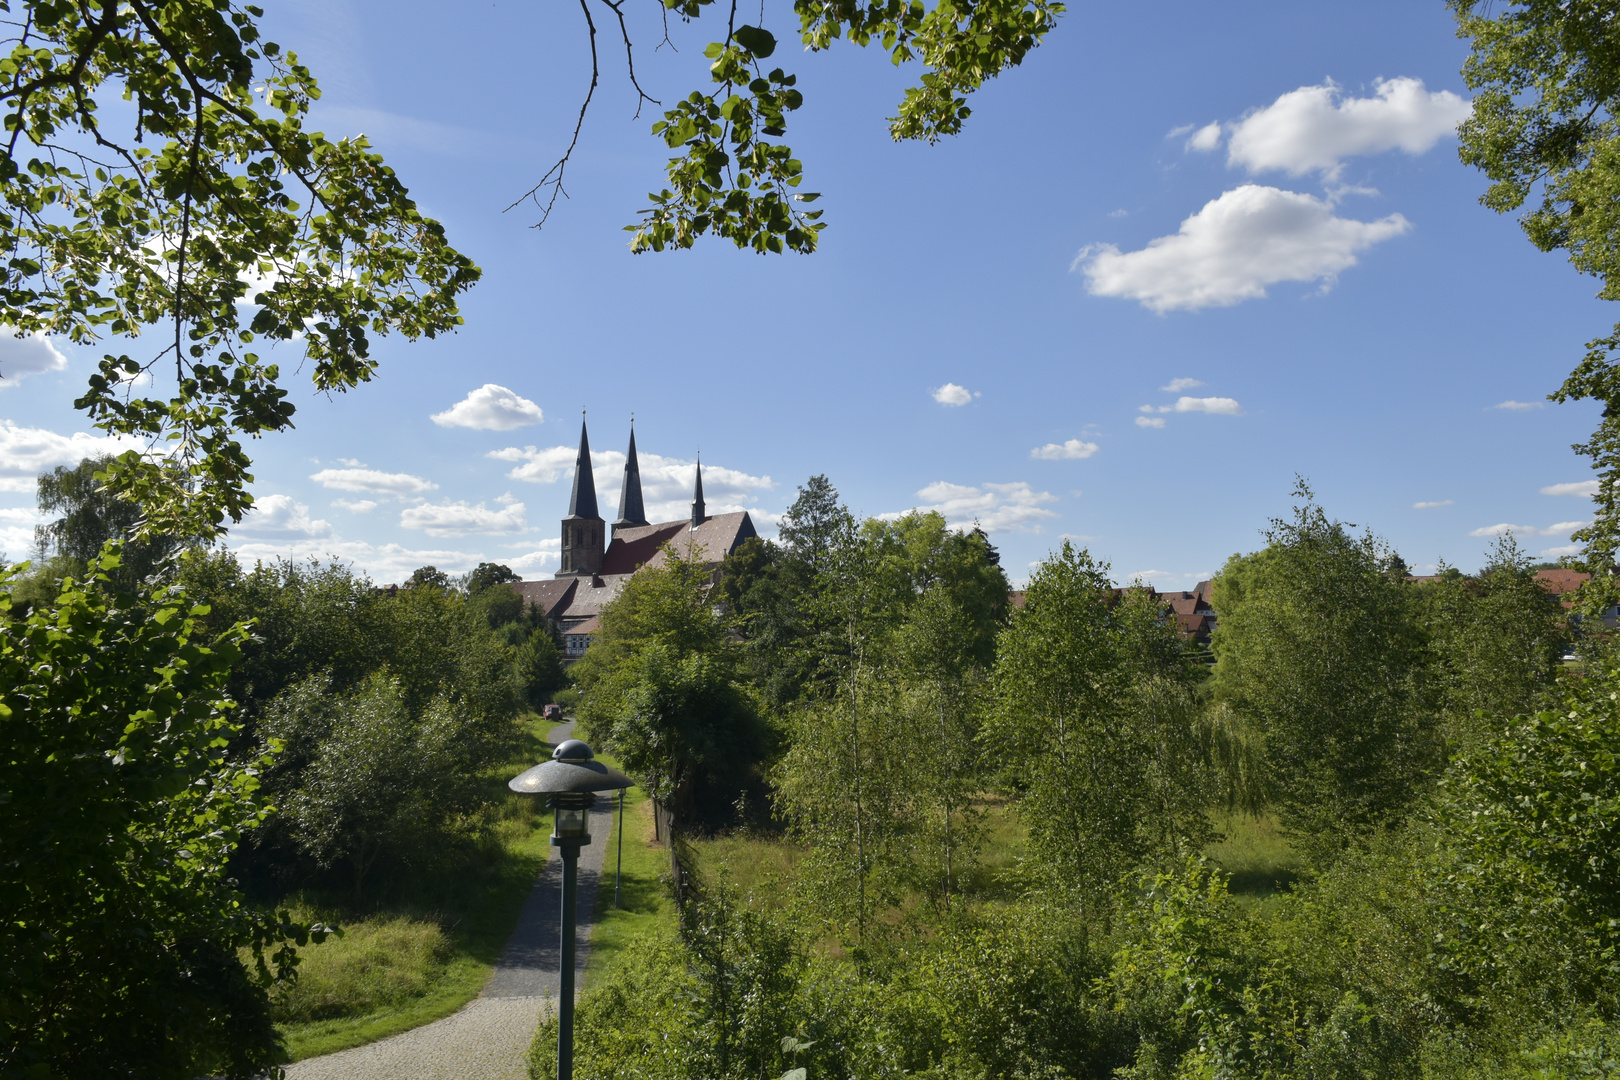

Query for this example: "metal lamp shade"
[508,747,633,797]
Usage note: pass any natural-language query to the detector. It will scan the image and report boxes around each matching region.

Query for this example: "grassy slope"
[278,716,557,1061]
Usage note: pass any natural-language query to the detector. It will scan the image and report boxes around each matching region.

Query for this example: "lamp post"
[509,738,632,1080]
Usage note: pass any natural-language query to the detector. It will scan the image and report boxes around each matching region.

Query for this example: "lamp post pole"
[510,740,633,1080]
[557,832,579,1080]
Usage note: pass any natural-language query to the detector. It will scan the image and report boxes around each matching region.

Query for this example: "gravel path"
[286,722,614,1080]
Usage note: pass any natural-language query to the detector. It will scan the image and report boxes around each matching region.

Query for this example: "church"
[509,418,758,658]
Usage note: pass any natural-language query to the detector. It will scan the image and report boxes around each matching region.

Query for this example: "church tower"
[612,424,648,537]
[690,456,706,529]
[559,416,605,576]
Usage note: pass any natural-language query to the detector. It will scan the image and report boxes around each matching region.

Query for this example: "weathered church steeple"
[613,423,648,535]
[690,456,706,529]
[559,414,605,576]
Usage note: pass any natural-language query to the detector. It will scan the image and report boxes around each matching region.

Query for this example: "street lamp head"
[508,738,633,848]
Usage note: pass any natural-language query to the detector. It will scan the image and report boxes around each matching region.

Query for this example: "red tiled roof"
[1536,567,1590,596]
[566,615,601,636]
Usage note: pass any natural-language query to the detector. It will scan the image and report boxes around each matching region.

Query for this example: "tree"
[1453,2,1620,612]
[987,543,1174,901]
[262,672,503,899]
[0,547,323,1077]
[1211,484,1439,862]
[518,0,1065,254]
[0,1,476,538]
[467,562,521,596]
[573,548,769,828]
[30,454,181,588]
[1419,535,1570,747]
[406,565,453,591]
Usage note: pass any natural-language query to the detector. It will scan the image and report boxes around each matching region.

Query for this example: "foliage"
[0,547,323,1078]
[526,0,1063,255]
[0,1,475,536]
[1210,483,1440,863]
[1418,535,1569,748]
[1452,1,1620,614]
[573,548,769,827]
[466,562,520,596]
[261,672,513,899]
[175,549,523,731]
[988,542,1224,902]
[31,454,182,590]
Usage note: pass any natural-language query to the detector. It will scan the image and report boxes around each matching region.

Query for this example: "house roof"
[509,578,578,618]
[1536,567,1590,596]
[559,574,631,621]
[599,511,758,575]
[566,614,602,636]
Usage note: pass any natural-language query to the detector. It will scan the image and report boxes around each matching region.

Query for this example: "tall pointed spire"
[567,413,600,520]
[613,422,647,532]
[690,455,706,528]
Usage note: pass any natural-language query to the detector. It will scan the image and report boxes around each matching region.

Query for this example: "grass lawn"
[275,716,558,1061]
[582,756,680,988]
[1205,810,1301,899]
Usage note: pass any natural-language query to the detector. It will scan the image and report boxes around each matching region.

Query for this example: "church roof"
[614,426,647,529]
[601,511,757,575]
[566,417,601,521]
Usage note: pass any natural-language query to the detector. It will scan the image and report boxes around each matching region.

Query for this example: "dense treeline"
[548,477,1610,1080]
[1,457,568,1076]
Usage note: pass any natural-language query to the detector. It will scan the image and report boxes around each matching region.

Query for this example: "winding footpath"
[286,722,611,1080]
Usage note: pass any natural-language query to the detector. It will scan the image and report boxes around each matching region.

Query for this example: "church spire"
[690,455,706,528]
[613,422,647,532]
[567,413,600,520]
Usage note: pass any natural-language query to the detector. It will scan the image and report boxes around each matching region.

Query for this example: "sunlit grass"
[584,762,681,989]
[1204,810,1301,899]
[274,714,557,1061]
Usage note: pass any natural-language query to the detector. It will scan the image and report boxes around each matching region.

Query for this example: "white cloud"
[932,383,977,406]
[235,494,333,540]
[1162,377,1204,392]
[0,506,41,561]
[1542,481,1599,497]
[430,384,545,431]
[1413,500,1454,509]
[1172,395,1243,415]
[1469,521,1588,538]
[491,445,774,523]
[1494,400,1544,411]
[1135,416,1166,429]
[1030,438,1100,460]
[882,480,1058,533]
[1540,544,1581,559]
[0,331,67,387]
[309,467,438,497]
[1079,185,1410,312]
[400,499,528,538]
[332,499,378,513]
[228,537,490,584]
[1225,77,1471,179]
[0,420,151,491]
[1186,122,1222,152]
[1108,208,1129,219]
[505,539,562,574]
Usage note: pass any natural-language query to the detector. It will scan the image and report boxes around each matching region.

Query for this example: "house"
[506,418,758,659]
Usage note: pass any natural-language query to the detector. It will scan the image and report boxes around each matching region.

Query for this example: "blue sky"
[0,0,1612,586]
